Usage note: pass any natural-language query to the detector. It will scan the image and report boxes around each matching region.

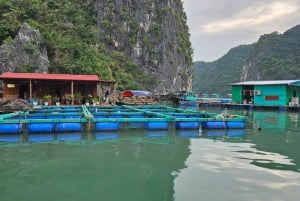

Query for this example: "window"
[265,96,279,100]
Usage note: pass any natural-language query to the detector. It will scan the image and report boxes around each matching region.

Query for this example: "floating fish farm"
[0,105,248,136]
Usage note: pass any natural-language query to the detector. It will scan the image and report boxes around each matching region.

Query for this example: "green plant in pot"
[43,95,51,105]
[75,92,83,104]
[53,95,60,105]
[66,95,73,104]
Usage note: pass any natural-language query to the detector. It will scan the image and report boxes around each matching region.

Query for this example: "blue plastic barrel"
[145,122,168,130]
[0,124,22,134]
[175,122,199,130]
[95,122,119,131]
[225,121,245,129]
[28,123,54,133]
[56,123,82,132]
[202,121,226,129]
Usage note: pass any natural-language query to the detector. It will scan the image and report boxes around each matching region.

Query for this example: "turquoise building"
[230,80,300,106]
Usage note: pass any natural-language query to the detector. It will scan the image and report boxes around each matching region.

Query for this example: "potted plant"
[43,94,51,106]
[53,95,60,106]
[92,97,99,105]
[75,92,83,104]
[86,94,92,106]
[66,95,73,105]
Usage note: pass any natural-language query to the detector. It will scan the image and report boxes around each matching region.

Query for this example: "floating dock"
[0,105,248,135]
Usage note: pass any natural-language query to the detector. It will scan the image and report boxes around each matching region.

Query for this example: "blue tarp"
[122,90,152,97]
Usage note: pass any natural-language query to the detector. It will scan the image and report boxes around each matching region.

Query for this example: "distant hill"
[241,25,300,81]
[193,44,254,95]
[193,24,300,96]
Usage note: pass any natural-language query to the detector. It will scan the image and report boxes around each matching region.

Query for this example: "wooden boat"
[115,90,155,105]
[169,90,200,105]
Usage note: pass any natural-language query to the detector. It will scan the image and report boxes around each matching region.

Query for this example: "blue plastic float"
[226,121,245,129]
[175,121,199,130]
[56,123,82,132]
[145,122,168,130]
[0,124,22,134]
[202,121,226,129]
[95,122,119,131]
[28,123,55,133]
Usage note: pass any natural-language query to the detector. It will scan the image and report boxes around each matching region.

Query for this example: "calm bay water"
[0,107,300,201]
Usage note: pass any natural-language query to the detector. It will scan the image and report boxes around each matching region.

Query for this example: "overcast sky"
[182,0,300,62]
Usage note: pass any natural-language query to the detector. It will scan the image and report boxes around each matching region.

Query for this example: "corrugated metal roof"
[0,72,100,81]
[230,80,300,86]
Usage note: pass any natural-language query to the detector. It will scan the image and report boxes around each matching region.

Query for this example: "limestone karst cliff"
[0,23,49,74]
[0,0,193,94]
[95,0,193,93]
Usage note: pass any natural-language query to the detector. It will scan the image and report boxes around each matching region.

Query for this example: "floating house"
[0,72,116,104]
[230,80,300,106]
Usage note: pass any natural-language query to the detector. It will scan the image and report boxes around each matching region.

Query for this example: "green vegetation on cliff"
[193,24,300,96]
[243,25,300,80]
[0,0,192,93]
[0,0,157,91]
[193,44,254,95]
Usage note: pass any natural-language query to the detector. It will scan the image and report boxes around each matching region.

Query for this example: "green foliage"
[193,44,254,95]
[19,64,38,73]
[248,27,300,80]
[192,25,300,96]
[0,0,146,90]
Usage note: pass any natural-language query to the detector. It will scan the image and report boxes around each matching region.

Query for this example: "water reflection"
[1,108,300,201]
[174,139,300,201]
[0,130,191,201]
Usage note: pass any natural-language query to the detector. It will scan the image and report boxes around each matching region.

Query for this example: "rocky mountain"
[193,24,300,96]
[0,0,192,94]
[95,0,193,94]
[0,23,49,73]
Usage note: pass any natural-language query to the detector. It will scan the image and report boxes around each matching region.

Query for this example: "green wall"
[232,86,242,104]
[254,85,287,106]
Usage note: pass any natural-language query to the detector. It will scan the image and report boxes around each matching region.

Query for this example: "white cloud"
[201,1,299,33]
[182,0,300,61]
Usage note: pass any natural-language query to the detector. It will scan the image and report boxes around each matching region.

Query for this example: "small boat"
[115,90,155,105]
[169,90,199,105]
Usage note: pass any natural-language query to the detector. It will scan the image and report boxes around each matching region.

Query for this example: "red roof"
[0,72,100,82]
